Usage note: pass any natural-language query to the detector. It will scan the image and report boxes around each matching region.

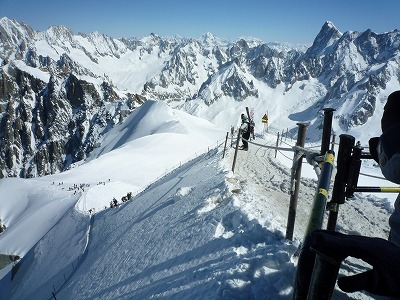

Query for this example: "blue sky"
[1,0,399,43]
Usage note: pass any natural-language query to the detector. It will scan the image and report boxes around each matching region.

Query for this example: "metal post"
[275,132,280,158]
[230,126,234,147]
[321,108,336,156]
[326,134,355,231]
[222,132,229,158]
[285,122,308,241]
[293,150,335,300]
[231,129,241,173]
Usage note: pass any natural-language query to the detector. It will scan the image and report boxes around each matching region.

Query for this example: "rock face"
[1,17,399,178]
[0,66,143,178]
[0,18,146,178]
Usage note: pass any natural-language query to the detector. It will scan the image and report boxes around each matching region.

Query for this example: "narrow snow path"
[229,134,391,242]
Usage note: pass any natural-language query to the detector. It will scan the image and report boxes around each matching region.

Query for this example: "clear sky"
[1,0,399,44]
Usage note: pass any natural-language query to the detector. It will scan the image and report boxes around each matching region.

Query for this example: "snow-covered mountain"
[1,17,399,299]
[0,17,399,179]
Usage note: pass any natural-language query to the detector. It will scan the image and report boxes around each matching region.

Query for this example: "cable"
[358,172,386,181]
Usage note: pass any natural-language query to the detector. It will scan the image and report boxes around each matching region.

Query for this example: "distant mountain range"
[0,17,399,178]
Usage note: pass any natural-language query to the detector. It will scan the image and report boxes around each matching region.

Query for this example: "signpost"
[262,113,268,133]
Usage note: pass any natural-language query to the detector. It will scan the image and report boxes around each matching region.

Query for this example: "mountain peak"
[0,17,35,45]
[323,21,337,30]
[305,21,342,56]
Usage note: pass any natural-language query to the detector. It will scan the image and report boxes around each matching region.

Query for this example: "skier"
[239,113,250,151]
[310,91,400,298]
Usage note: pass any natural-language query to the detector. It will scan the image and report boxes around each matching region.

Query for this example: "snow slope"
[0,100,397,299]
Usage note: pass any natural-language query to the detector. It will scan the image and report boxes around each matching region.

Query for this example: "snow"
[0,97,397,299]
[11,60,51,83]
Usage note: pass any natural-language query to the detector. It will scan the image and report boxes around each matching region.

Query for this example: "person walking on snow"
[239,113,250,150]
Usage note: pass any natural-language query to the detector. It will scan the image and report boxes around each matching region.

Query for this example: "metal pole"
[292,150,335,300]
[230,126,234,147]
[231,129,241,173]
[222,132,229,158]
[285,122,308,241]
[321,108,336,156]
[275,132,280,158]
[305,150,335,235]
[355,186,400,193]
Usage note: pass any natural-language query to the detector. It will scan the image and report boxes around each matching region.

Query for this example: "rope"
[244,138,293,152]
[242,137,323,178]
[359,172,386,181]
[277,150,293,161]
[240,133,400,191]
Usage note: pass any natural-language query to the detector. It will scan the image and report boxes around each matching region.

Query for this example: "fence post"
[320,108,336,156]
[274,132,280,158]
[223,132,229,158]
[231,129,242,173]
[285,122,308,241]
[230,126,234,147]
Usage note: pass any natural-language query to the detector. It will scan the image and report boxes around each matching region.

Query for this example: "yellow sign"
[262,114,268,123]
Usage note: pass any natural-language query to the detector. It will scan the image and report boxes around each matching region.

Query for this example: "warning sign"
[262,114,268,124]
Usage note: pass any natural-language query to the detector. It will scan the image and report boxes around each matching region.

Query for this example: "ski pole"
[320,108,335,156]
[292,150,335,300]
[307,250,340,300]
[344,142,363,198]
[354,186,400,193]
[326,134,355,231]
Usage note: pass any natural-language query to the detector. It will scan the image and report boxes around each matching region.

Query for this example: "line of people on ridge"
[109,192,133,209]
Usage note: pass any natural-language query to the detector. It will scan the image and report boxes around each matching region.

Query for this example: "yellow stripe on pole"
[325,152,335,165]
[319,188,329,198]
[380,187,400,193]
